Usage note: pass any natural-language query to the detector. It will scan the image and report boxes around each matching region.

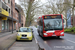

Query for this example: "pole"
[11,1,13,33]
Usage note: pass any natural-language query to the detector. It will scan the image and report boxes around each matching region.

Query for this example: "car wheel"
[30,40,32,42]
[16,39,18,41]
[30,38,33,42]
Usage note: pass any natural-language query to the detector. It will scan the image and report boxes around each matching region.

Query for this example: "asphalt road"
[33,27,75,50]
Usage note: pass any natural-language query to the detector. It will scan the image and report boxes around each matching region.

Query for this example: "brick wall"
[15,9,19,20]
[9,20,12,31]
[15,9,19,30]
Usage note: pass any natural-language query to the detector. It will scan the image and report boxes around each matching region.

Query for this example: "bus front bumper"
[43,32,64,37]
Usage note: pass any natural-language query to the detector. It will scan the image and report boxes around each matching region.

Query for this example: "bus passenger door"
[40,18,43,36]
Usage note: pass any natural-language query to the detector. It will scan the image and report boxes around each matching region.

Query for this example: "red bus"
[37,14,64,38]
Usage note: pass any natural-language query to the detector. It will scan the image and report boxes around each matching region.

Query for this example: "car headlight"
[29,34,32,36]
[44,33,47,35]
[17,34,20,36]
[61,32,64,34]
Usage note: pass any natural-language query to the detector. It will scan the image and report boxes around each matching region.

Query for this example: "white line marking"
[67,39,75,44]
[35,38,38,44]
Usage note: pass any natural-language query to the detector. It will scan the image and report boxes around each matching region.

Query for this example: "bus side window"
[38,18,43,32]
[40,18,43,32]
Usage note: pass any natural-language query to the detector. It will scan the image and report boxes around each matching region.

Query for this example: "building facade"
[15,3,25,28]
[0,0,25,33]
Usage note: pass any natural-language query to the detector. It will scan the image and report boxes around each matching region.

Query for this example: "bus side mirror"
[63,19,64,23]
[41,18,43,23]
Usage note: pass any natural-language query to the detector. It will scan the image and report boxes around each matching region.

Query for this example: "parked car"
[16,27,33,41]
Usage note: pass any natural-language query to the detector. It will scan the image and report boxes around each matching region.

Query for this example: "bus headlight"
[44,33,47,35]
[61,32,64,34]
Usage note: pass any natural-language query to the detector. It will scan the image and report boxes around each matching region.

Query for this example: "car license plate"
[21,37,27,38]
[52,35,56,36]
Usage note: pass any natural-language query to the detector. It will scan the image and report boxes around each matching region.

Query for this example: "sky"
[15,0,19,4]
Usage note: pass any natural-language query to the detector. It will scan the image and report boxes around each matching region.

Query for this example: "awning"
[8,16,18,22]
[0,8,9,16]
[0,8,9,20]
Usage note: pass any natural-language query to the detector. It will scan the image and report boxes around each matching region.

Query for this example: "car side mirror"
[32,31,34,33]
[31,28,33,30]
[16,30,18,32]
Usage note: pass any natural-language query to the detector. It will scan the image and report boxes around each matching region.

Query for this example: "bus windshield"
[44,19,62,31]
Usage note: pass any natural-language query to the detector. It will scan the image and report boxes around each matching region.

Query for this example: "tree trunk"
[72,7,75,27]
[25,0,34,27]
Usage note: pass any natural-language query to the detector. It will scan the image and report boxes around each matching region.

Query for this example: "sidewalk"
[9,38,38,50]
[0,31,17,50]
[0,31,16,38]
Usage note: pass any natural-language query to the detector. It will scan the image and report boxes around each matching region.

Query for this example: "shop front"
[0,8,9,32]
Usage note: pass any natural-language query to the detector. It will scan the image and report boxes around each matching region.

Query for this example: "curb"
[35,38,45,50]
[4,40,16,50]
[38,44,45,50]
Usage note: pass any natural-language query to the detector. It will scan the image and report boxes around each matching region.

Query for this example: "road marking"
[35,38,38,44]
[67,39,75,44]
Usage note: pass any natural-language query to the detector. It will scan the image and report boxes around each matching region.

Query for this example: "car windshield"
[19,28,31,32]
[44,19,62,31]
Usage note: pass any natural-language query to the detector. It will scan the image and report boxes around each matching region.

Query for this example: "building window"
[16,13,17,17]
[2,20,5,30]
[8,0,10,3]
[6,6,8,11]
[5,20,8,29]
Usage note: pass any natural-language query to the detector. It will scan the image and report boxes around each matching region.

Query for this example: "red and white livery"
[37,14,64,38]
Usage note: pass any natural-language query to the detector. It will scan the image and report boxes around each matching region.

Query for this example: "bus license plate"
[52,35,56,36]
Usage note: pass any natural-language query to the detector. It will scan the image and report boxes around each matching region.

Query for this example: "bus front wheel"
[57,36,60,38]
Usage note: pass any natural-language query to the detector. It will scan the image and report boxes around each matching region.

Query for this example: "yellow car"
[16,27,33,41]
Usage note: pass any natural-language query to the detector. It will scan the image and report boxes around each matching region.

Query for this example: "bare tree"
[44,0,72,28]
[19,0,46,26]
